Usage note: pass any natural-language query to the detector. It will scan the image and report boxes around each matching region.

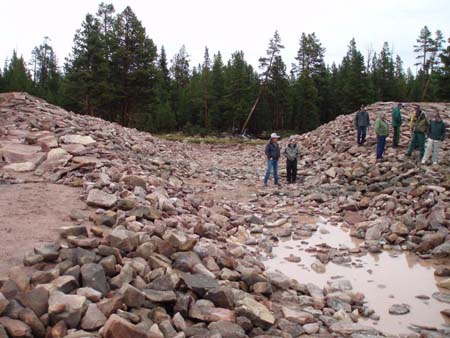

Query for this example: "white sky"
[1,0,449,74]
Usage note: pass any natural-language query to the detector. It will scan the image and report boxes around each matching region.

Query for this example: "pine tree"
[373,42,396,101]
[110,6,158,127]
[209,52,226,130]
[64,12,109,115]
[201,47,211,128]
[170,45,191,128]
[436,37,450,101]
[292,70,319,132]
[338,38,369,114]
[1,50,33,93]
[241,30,284,134]
[30,37,62,104]
[224,51,258,132]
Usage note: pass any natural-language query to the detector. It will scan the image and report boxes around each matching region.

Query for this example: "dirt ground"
[0,182,89,275]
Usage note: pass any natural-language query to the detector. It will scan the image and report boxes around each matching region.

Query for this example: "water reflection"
[264,222,450,334]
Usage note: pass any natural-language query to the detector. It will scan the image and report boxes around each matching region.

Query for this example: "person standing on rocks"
[374,112,389,161]
[421,112,446,165]
[407,106,429,160]
[284,137,299,184]
[264,133,281,187]
[391,103,403,148]
[354,105,370,145]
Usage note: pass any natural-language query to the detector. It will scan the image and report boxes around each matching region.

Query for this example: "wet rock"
[87,189,117,208]
[416,233,446,253]
[432,241,450,258]
[435,267,450,277]
[329,321,379,335]
[432,292,450,303]
[389,303,410,315]
[437,278,450,290]
[80,263,109,296]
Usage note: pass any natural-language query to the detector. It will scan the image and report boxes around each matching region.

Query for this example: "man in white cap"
[264,133,281,187]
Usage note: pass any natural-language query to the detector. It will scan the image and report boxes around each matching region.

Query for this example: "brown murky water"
[264,221,450,335]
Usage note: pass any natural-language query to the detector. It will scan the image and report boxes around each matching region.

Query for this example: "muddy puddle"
[263,221,450,335]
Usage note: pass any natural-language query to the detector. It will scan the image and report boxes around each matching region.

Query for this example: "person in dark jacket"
[264,133,281,187]
[355,105,370,145]
[284,138,299,184]
[407,106,429,160]
[422,112,446,165]
[391,103,403,148]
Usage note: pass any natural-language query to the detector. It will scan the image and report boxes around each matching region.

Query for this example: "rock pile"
[0,93,388,338]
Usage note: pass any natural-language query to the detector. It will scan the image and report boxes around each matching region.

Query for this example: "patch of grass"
[156,133,266,145]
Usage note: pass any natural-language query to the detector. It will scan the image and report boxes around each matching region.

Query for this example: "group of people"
[263,104,447,187]
[362,103,446,163]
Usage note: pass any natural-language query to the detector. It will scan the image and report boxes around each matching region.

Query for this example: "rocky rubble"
[0,93,449,337]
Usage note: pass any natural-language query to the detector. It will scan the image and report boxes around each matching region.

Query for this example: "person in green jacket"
[422,112,447,165]
[407,106,429,160]
[375,112,389,160]
[391,103,403,148]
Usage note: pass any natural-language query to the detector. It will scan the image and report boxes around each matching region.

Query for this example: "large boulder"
[181,273,219,297]
[0,144,45,164]
[60,134,96,146]
[15,287,49,317]
[107,228,139,252]
[102,314,157,338]
[208,321,246,338]
[80,304,107,331]
[80,263,110,296]
[329,321,380,336]
[235,297,275,329]
[48,291,87,328]
[87,189,117,209]
[432,241,450,258]
[0,317,32,338]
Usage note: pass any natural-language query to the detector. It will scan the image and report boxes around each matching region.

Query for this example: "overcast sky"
[1,0,449,74]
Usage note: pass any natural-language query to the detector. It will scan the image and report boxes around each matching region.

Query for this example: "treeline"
[1,3,449,135]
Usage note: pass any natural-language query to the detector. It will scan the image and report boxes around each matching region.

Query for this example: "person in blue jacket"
[264,133,281,187]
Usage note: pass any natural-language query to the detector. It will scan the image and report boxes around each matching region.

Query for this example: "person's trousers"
[264,160,278,185]
[408,132,425,159]
[286,159,297,183]
[376,135,386,159]
[357,126,367,145]
[393,127,400,146]
[422,139,441,164]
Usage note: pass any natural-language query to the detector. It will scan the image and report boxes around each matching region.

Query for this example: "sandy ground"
[0,182,88,275]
